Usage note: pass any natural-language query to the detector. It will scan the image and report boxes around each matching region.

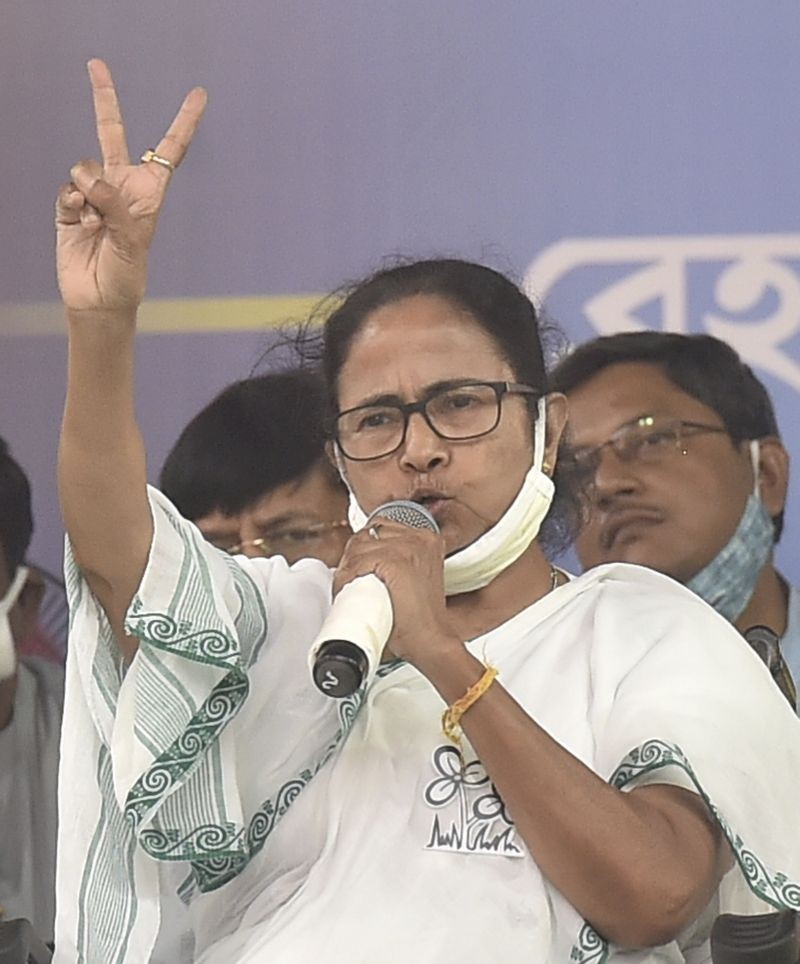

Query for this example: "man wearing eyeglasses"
[550,331,797,708]
[160,370,351,567]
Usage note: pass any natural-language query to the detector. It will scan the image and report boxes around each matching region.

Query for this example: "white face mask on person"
[0,565,28,681]
[338,398,555,596]
[686,441,774,623]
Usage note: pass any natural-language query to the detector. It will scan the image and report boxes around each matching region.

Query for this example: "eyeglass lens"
[337,383,503,460]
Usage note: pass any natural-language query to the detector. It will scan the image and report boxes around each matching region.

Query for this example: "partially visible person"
[15,569,65,665]
[551,331,797,705]
[17,619,63,664]
[159,371,350,566]
[0,436,63,943]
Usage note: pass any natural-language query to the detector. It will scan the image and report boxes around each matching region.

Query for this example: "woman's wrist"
[414,637,486,705]
[66,306,139,329]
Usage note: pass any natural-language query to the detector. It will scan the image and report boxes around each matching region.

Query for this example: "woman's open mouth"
[409,490,452,521]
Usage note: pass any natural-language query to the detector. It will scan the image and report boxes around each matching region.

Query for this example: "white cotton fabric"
[0,657,64,942]
[54,487,800,963]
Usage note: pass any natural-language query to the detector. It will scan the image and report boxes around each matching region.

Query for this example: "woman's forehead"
[336,294,510,406]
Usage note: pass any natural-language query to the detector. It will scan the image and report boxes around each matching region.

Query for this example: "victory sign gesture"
[56,59,207,316]
[57,60,207,655]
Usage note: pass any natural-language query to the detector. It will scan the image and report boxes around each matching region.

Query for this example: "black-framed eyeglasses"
[335,380,539,461]
[572,415,729,471]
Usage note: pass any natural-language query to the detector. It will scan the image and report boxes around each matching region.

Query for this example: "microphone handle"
[309,499,437,698]
[309,574,393,698]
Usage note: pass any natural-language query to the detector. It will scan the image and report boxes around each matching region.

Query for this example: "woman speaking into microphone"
[55,59,800,963]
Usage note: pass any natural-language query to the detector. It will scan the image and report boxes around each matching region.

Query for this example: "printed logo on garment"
[422,745,523,857]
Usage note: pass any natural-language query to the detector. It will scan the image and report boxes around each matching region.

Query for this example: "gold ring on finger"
[140,149,176,173]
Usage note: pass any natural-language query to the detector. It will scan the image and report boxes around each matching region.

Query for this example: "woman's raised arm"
[57,59,207,655]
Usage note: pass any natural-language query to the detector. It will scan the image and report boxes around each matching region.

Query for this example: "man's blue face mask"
[686,441,775,623]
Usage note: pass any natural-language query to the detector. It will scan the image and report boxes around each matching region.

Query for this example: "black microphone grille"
[367,500,440,533]
[710,909,798,963]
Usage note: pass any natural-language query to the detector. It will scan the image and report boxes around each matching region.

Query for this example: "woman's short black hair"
[322,259,548,403]
[0,437,33,580]
[317,257,581,553]
[550,331,785,541]
[159,370,337,522]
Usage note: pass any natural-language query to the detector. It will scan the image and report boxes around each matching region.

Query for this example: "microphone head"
[710,910,798,963]
[366,499,440,533]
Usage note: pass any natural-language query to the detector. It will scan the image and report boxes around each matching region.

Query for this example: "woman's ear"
[543,393,569,477]
[755,436,789,520]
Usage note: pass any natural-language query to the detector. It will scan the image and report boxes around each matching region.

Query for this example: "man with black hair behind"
[160,369,351,567]
[551,332,797,707]
[0,436,63,943]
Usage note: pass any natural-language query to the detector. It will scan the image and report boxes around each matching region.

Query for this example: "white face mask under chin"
[338,398,555,596]
[0,565,28,681]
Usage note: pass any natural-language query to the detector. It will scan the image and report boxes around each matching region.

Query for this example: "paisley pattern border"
[568,738,800,961]
[123,604,366,892]
[190,688,364,892]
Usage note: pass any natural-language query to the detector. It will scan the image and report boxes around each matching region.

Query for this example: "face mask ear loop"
[532,396,548,472]
[749,439,761,497]
[333,443,351,491]
[0,565,29,682]
[333,442,370,532]
[0,565,29,617]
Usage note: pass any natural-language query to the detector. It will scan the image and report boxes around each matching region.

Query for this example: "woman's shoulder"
[569,560,718,613]
[569,559,691,593]
[561,561,744,655]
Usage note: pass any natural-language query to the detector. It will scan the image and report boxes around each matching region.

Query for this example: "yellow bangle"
[441,664,498,751]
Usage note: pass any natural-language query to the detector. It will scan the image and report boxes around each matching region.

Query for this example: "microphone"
[743,624,781,669]
[309,500,439,698]
[710,910,799,963]
[743,625,797,708]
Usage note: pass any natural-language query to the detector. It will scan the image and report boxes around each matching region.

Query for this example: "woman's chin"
[442,524,485,558]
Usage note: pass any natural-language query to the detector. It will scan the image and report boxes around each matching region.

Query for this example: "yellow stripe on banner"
[0,295,328,335]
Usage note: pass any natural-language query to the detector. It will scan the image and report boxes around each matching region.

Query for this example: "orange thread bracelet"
[441,664,498,751]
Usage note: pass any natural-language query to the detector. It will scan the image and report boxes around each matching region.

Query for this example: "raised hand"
[55,59,207,316]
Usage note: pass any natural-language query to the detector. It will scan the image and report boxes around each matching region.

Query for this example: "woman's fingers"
[80,203,103,228]
[151,86,208,173]
[55,183,86,225]
[88,59,131,168]
[56,160,105,229]
[68,159,105,207]
[334,523,442,587]
[87,57,207,183]
[70,158,104,183]
[67,160,139,242]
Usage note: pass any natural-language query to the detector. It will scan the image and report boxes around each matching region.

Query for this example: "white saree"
[54,488,800,963]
